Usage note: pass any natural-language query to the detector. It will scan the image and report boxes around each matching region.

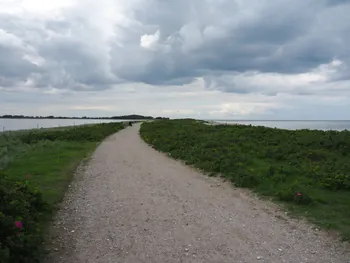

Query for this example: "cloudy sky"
[0,0,349,119]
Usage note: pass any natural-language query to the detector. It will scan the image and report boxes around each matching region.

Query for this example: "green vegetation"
[0,123,124,262]
[140,119,350,240]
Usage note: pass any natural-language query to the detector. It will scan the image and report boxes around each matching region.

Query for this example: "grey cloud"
[0,13,119,91]
[124,0,350,87]
[326,0,350,6]
[0,26,42,89]
[40,41,116,86]
[233,2,314,45]
[0,0,350,94]
[44,20,72,34]
[0,46,40,78]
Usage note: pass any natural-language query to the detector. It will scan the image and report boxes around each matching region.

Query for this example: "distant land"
[0,114,169,120]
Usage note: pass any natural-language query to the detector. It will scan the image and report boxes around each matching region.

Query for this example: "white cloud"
[140,30,160,50]
[203,25,227,40]
[206,59,349,96]
[209,102,281,117]
[70,105,115,111]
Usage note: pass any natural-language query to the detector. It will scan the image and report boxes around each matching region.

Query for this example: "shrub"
[0,172,48,263]
[228,170,260,188]
[319,173,350,190]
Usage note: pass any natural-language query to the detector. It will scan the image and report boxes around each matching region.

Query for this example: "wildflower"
[26,174,30,179]
[296,192,302,196]
[15,221,23,229]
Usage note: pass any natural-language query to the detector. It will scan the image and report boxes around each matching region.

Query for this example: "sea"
[1,119,350,132]
[211,120,350,131]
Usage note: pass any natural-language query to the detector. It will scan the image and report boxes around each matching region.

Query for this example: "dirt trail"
[47,124,350,263]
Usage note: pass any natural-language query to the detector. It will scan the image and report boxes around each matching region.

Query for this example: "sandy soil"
[46,123,350,263]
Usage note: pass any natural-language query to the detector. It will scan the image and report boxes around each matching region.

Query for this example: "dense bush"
[140,119,350,239]
[0,172,48,263]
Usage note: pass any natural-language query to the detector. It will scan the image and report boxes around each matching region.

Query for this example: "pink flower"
[296,192,302,196]
[15,221,23,229]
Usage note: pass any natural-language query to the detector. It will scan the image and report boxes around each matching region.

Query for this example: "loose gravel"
[46,123,350,263]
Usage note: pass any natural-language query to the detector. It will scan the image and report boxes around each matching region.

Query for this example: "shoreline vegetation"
[0,114,169,120]
[140,119,350,241]
[0,122,127,262]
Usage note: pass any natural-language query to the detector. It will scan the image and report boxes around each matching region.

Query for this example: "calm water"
[212,120,350,131]
[0,118,134,132]
[1,119,350,132]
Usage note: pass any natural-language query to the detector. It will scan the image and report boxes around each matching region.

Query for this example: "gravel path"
[46,124,350,263]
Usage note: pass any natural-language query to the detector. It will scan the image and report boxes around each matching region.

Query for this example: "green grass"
[0,122,125,262]
[3,140,95,205]
[1,123,125,204]
[140,119,350,240]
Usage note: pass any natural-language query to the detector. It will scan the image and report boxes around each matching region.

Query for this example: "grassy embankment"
[140,119,350,240]
[0,122,125,262]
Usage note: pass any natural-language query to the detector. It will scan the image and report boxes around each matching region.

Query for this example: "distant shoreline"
[0,115,169,120]
[0,117,151,120]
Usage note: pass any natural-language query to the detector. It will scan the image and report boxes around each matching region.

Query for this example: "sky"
[0,0,350,120]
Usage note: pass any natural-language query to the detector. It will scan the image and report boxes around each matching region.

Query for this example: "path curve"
[47,124,350,263]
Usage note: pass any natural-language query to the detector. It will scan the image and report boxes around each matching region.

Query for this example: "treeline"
[0,114,169,120]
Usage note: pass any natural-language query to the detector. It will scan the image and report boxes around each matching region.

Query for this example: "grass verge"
[0,123,125,262]
[140,119,350,241]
